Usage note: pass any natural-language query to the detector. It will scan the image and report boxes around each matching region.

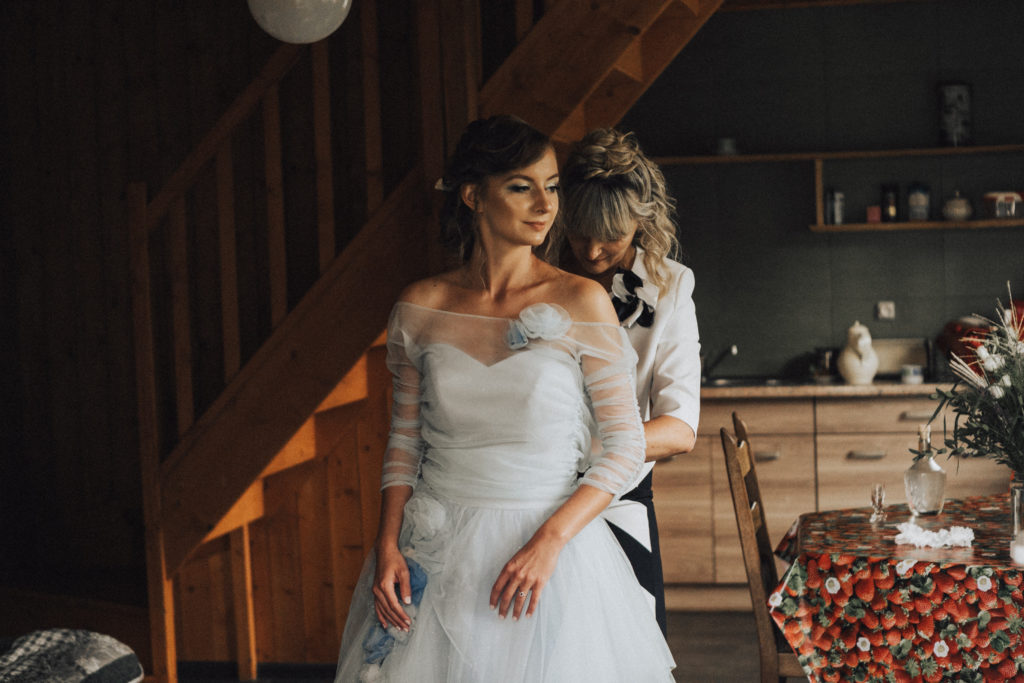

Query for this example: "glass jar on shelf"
[904,424,946,516]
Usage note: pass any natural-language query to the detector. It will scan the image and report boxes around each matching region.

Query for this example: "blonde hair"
[558,128,679,293]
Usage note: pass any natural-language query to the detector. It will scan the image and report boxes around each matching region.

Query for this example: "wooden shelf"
[811,218,1024,233]
[654,142,1024,233]
[653,143,1024,166]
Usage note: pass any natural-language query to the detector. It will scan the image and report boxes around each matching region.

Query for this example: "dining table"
[768,493,1024,683]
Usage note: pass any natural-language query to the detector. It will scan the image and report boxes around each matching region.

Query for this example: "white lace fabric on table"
[894,521,974,548]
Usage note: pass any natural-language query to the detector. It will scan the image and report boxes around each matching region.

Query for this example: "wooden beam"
[169,198,194,435]
[128,182,177,683]
[311,40,336,273]
[216,144,241,379]
[230,527,258,681]
[360,0,384,213]
[159,169,432,575]
[203,483,265,544]
[263,84,287,327]
[479,0,673,134]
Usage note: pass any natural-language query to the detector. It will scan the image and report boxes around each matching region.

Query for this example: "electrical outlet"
[876,301,896,321]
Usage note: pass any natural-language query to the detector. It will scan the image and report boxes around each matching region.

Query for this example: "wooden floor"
[178,610,807,682]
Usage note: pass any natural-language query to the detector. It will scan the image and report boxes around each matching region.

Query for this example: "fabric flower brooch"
[506,303,572,350]
[611,269,657,328]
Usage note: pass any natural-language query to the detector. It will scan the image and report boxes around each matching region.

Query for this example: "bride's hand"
[489,533,563,620]
[373,544,412,631]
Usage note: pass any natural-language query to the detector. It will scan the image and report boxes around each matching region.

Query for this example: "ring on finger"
[518,591,526,598]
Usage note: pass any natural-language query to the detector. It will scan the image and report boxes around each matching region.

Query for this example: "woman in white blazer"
[555,128,701,635]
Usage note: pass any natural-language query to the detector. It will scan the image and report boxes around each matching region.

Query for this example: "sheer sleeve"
[576,325,646,496]
[380,308,424,490]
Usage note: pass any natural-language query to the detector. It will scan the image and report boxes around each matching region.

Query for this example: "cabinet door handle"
[900,410,934,421]
[754,450,781,462]
[847,450,887,460]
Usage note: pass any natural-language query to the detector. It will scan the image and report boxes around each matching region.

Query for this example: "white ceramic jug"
[837,320,879,385]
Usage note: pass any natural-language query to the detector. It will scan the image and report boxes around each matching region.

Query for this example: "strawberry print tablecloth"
[769,494,1024,682]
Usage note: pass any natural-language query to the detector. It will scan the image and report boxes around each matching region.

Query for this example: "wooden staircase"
[130,1,724,680]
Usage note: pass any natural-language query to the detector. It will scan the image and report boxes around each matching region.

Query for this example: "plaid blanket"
[0,629,143,683]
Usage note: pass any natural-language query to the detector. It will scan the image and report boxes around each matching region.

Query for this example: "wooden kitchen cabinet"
[817,396,1008,511]
[653,438,713,583]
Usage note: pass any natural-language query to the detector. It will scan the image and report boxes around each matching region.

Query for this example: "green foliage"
[927,290,1024,474]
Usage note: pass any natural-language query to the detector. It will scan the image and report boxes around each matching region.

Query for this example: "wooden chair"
[721,413,804,683]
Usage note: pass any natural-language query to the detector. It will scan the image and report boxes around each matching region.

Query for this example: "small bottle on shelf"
[881,184,900,222]
[824,187,844,225]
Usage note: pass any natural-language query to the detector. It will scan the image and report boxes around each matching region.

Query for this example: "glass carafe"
[904,425,946,516]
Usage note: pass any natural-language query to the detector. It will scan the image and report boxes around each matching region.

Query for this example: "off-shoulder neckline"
[394,300,616,327]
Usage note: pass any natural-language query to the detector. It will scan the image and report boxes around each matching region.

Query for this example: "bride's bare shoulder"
[548,269,617,325]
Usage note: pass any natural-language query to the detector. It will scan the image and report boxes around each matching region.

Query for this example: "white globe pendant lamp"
[248,0,353,44]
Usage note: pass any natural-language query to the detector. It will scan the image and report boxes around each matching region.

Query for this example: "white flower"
[824,577,841,594]
[933,640,949,658]
[976,575,993,592]
[402,493,449,574]
[897,559,917,576]
[976,345,990,360]
[767,592,782,608]
[507,303,571,349]
[983,354,1005,372]
[857,637,871,652]
[518,303,571,339]
[989,384,1005,399]
[1002,374,1013,387]
[1015,341,1024,355]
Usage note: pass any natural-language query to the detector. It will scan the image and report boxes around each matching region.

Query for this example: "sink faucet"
[703,344,738,382]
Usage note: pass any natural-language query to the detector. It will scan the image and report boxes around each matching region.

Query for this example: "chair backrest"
[723,412,805,682]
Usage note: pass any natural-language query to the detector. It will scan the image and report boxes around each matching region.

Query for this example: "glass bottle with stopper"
[903,424,946,516]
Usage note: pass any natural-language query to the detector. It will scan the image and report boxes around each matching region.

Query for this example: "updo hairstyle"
[560,128,679,293]
[437,115,555,264]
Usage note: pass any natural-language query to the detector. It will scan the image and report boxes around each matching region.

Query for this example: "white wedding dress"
[334,302,676,682]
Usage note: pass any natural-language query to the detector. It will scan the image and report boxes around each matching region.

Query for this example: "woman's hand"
[489,532,564,620]
[373,543,412,631]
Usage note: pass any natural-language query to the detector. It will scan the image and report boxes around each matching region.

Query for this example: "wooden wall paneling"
[440,0,481,138]
[217,145,242,379]
[297,458,339,660]
[323,405,367,631]
[6,0,51,570]
[360,0,385,214]
[154,1,191,192]
[230,526,259,680]
[65,4,108,564]
[206,548,232,660]
[175,555,215,660]
[514,0,535,41]
[415,0,447,273]
[128,181,177,681]
[279,50,319,312]
[356,346,391,552]
[168,198,196,435]
[184,2,228,419]
[330,9,368,249]
[263,84,288,327]
[40,0,79,572]
[249,514,275,664]
[310,41,337,273]
[95,0,140,572]
[261,465,311,662]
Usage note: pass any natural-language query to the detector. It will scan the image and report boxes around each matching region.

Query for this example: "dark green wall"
[621,0,1024,378]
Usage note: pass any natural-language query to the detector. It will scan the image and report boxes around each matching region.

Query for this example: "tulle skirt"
[333,485,675,682]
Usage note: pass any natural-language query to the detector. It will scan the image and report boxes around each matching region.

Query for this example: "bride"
[333,115,675,682]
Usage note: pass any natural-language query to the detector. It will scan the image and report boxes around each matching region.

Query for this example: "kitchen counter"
[700,379,953,400]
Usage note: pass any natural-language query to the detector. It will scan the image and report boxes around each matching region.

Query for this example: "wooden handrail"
[145,43,302,231]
